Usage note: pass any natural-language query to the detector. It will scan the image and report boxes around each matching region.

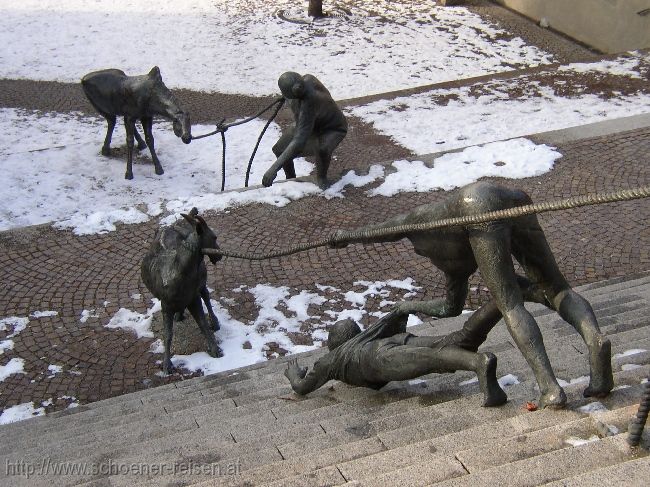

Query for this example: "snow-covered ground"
[0,0,553,99]
[347,56,650,154]
[0,108,311,233]
[106,278,423,376]
[0,104,564,233]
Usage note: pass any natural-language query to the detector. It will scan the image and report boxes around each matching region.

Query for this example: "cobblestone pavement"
[0,1,648,413]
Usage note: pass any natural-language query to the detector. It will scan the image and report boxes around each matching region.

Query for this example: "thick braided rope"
[203,185,650,260]
[628,379,650,447]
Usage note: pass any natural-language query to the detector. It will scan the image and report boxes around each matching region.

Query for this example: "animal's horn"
[180,213,196,225]
[148,66,162,81]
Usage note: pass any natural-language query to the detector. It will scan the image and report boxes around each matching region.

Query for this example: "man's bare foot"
[478,352,508,407]
[539,387,567,409]
[584,337,614,398]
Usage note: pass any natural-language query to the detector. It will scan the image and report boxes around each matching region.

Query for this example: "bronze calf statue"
[331,181,613,409]
[141,208,222,374]
[82,66,192,179]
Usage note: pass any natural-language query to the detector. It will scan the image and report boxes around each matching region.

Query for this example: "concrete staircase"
[2,273,650,486]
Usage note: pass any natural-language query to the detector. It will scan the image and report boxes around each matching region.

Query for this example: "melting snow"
[0,358,26,381]
[498,374,520,387]
[105,299,161,339]
[369,139,562,197]
[577,401,609,414]
[0,401,45,425]
[0,1,553,98]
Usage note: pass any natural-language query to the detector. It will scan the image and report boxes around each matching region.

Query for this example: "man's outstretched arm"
[284,358,329,395]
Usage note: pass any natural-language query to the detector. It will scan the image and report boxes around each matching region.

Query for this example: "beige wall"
[493,0,650,53]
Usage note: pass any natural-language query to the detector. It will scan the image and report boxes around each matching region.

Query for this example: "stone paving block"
[456,416,602,473]
[0,397,147,448]
[258,465,346,487]
[227,385,295,406]
[432,434,639,486]
[278,428,371,460]
[0,414,200,467]
[355,454,467,487]
[195,408,276,430]
[199,437,386,487]
[609,324,650,348]
[542,456,650,487]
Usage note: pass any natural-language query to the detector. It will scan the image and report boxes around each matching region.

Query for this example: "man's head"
[327,319,361,351]
[278,72,305,99]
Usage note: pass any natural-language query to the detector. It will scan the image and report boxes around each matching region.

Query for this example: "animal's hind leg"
[200,286,220,331]
[141,117,164,175]
[101,115,116,156]
[134,123,147,151]
[124,116,136,179]
[162,309,175,374]
[187,297,222,358]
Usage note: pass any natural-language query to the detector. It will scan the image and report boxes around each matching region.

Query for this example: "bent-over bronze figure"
[262,72,347,189]
[82,66,192,180]
[285,302,507,407]
[330,181,613,408]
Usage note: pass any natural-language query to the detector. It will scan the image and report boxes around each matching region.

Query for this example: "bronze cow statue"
[82,66,192,179]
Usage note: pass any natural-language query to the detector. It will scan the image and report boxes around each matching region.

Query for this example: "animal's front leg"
[162,310,175,374]
[124,116,136,179]
[200,286,220,331]
[102,115,116,156]
[142,117,164,175]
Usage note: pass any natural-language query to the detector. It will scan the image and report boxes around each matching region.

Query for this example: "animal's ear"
[194,215,207,235]
[189,207,199,217]
[148,66,162,82]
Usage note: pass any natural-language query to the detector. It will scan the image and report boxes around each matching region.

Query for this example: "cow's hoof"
[162,362,175,375]
[125,172,134,180]
[101,147,111,157]
[155,167,164,176]
[211,318,220,332]
[208,344,223,358]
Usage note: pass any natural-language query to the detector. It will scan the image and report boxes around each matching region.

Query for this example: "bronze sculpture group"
[83,67,614,410]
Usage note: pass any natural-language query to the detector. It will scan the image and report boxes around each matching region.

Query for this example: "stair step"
[541,455,650,486]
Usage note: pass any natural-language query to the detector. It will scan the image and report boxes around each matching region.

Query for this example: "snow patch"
[0,317,29,338]
[0,1,554,98]
[459,376,479,386]
[80,309,100,323]
[565,435,600,447]
[47,364,63,378]
[369,139,562,197]
[613,348,646,359]
[0,358,26,381]
[557,375,589,387]
[0,401,45,425]
[577,401,608,414]
[30,310,58,318]
[497,374,520,387]
[105,300,161,338]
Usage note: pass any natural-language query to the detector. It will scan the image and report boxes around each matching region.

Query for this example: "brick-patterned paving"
[1,126,649,410]
[0,0,648,413]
